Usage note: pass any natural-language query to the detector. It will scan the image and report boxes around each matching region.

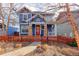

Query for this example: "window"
[47,25,52,32]
[21,29,28,34]
[21,14,27,23]
[20,24,28,35]
[19,13,32,23]
[24,15,27,21]
[28,13,32,19]
[34,17,44,22]
[47,24,55,35]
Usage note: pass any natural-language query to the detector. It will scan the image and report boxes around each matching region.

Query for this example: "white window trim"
[20,24,28,35]
[48,24,55,36]
[19,13,32,23]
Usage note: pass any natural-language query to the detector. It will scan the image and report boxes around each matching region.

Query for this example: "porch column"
[44,24,47,36]
[28,24,32,36]
[55,24,57,36]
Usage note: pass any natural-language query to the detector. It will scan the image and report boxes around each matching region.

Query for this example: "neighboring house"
[0,19,18,36]
[0,19,6,30]
[17,7,57,36]
[56,10,79,37]
[0,22,6,35]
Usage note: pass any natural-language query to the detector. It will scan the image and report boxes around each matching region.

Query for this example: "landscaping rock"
[15,43,22,48]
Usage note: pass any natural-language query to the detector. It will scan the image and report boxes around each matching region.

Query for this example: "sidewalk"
[0,42,41,56]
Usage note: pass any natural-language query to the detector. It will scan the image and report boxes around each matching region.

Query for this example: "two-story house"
[17,7,57,37]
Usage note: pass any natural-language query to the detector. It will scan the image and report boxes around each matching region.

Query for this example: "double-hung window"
[20,24,28,35]
[47,24,55,36]
[19,13,32,23]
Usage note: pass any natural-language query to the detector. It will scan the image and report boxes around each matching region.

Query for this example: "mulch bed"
[0,42,32,55]
[25,42,79,56]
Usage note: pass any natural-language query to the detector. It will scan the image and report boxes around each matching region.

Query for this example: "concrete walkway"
[0,42,41,56]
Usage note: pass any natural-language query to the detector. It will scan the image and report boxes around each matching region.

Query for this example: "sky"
[1,3,79,30]
[2,3,79,12]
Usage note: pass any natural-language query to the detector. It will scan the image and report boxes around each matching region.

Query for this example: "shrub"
[35,47,44,53]
[42,44,48,50]
[67,41,77,47]
[36,44,48,53]
[36,44,41,48]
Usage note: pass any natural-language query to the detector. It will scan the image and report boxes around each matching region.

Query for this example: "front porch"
[28,24,56,37]
[28,24,47,36]
[20,23,56,37]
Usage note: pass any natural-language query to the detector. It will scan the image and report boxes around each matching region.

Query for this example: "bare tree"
[5,3,24,34]
[66,3,79,48]
[0,3,5,31]
[6,3,13,33]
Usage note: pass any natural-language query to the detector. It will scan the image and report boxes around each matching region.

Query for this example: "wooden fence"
[0,35,75,43]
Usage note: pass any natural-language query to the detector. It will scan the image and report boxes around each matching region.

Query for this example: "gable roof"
[32,14,46,22]
[16,5,54,15]
[16,4,38,13]
[55,10,79,24]
[17,7,31,13]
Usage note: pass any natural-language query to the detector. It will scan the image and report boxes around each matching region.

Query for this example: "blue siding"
[19,14,23,23]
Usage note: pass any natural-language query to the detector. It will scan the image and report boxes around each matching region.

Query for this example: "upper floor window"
[24,14,27,21]
[28,13,32,19]
[34,17,44,22]
[19,13,32,23]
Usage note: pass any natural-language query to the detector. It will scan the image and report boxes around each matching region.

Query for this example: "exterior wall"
[57,23,72,37]
[45,15,53,22]
[55,24,57,36]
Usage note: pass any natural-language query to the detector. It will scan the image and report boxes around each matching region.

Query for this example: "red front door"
[36,25,40,36]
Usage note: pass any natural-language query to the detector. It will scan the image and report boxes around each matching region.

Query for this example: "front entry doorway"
[32,24,44,36]
[36,25,40,36]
